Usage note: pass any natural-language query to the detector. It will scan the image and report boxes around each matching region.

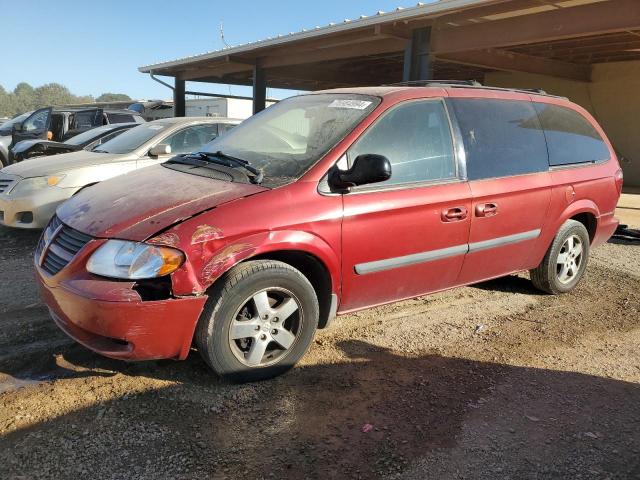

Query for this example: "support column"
[253,62,266,114]
[173,78,186,117]
[403,27,434,82]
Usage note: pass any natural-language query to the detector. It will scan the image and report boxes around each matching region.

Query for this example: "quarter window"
[449,98,548,180]
[534,103,609,166]
[348,100,456,187]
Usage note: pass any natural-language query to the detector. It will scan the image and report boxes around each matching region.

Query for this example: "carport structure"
[139,0,640,186]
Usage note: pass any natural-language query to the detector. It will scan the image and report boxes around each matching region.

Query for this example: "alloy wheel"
[228,287,303,367]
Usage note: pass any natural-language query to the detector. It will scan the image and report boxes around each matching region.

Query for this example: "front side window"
[534,103,609,166]
[163,124,219,155]
[449,98,548,180]
[201,94,380,187]
[347,100,456,187]
[24,110,49,132]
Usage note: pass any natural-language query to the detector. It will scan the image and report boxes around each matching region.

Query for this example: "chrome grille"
[0,178,15,194]
[37,216,93,276]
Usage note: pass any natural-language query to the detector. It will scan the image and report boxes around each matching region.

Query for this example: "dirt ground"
[0,223,639,480]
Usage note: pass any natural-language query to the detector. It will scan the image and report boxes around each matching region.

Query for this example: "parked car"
[10,123,138,163]
[0,117,239,228]
[0,107,145,167]
[34,84,622,382]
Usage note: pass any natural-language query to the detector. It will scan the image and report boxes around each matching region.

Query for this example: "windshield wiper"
[183,151,264,184]
[92,149,108,153]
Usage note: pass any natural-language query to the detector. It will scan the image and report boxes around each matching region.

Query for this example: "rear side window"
[534,103,609,166]
[449,98,548,180]
[348,100,456,187]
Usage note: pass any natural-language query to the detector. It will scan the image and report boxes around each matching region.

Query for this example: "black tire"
[195,260,319,382]
[530,219,590,294]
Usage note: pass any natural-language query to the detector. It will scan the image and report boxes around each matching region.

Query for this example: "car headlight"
[86,240,185,280]
[13,175,65,194]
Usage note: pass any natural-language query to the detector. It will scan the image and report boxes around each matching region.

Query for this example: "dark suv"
[35,82,622,382]
[0,107,144,166]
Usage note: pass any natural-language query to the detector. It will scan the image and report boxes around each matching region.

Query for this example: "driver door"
[340,99,471,312]
[9,107,53,163]
[11,107,53,145]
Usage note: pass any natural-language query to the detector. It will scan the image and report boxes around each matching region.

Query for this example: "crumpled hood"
[12,139,77,154]
[57,164,268,240]
[2,150,124,178]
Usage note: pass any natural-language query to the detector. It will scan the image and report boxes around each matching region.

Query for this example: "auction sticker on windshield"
[328,99,373,110]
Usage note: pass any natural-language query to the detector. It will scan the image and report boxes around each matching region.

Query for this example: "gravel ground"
[0,224,639,480]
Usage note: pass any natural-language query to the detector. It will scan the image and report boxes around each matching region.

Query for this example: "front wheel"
[530,219,590,294]
[195,260,319,382]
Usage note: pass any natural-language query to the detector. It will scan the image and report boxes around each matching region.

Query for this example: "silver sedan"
[0,117,239,229]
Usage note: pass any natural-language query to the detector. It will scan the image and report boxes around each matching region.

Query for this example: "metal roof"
[138,0,493,73]
[137,0,639,91]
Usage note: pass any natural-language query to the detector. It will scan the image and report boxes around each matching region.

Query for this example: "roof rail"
[387,79,483,87]
[385,80,566,99]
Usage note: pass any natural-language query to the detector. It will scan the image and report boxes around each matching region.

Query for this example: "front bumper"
[36,239,208,361]
[0,187,76,229]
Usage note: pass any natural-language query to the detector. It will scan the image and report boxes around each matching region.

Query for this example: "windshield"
[63,125,124,146]
[94,122,169,154]
[200,94,380,187]
[0,112,32,135]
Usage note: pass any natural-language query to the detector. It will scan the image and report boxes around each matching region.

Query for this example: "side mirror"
[12,122,24,133]
[149,144,171,157]
[328,154,391,192]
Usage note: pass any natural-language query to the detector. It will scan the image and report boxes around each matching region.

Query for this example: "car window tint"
[449,98,548,180]
[108,113,135,123]
[348,100,456,187]
[533,103,609,166]
[164,124,218,154]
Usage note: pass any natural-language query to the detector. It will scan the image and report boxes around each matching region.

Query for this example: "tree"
[96,93,131,102]
[0,82,129,117]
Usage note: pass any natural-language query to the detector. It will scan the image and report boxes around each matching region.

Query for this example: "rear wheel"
[530,219,590,294]
[195,260,319,382]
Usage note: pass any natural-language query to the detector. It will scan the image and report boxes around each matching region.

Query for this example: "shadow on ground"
[1,340,639,480]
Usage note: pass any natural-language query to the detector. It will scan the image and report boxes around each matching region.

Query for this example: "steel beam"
[173,78,186,117]
[432,0,640,55]
[439,48,591,82]
[403,27,433,82]
[253,62,267,114]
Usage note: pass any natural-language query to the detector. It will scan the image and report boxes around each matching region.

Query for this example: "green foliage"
[0,83,130,118]
[95,93,132,102]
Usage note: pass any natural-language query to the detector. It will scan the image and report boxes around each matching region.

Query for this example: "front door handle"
[476,203,498,217]
[442,206,468,222]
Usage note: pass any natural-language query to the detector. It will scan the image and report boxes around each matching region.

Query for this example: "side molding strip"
[468,229,541,253]
[354,244,469,275]
[354,229,541,275]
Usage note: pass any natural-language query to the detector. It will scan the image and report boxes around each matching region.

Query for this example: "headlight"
[13,175,65,194]
[86,240,185,280]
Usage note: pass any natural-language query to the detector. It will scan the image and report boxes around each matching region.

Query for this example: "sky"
[1,0,426,101]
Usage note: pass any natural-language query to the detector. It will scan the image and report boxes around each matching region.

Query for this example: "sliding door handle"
[476,203,498,217]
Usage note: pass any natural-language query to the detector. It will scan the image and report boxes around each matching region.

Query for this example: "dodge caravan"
[35,83,623,382]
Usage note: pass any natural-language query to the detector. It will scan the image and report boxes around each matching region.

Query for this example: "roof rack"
[387,80,482,87]
[385,80,565,99]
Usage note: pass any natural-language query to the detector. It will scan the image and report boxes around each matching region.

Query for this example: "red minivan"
[35,82,623,381]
